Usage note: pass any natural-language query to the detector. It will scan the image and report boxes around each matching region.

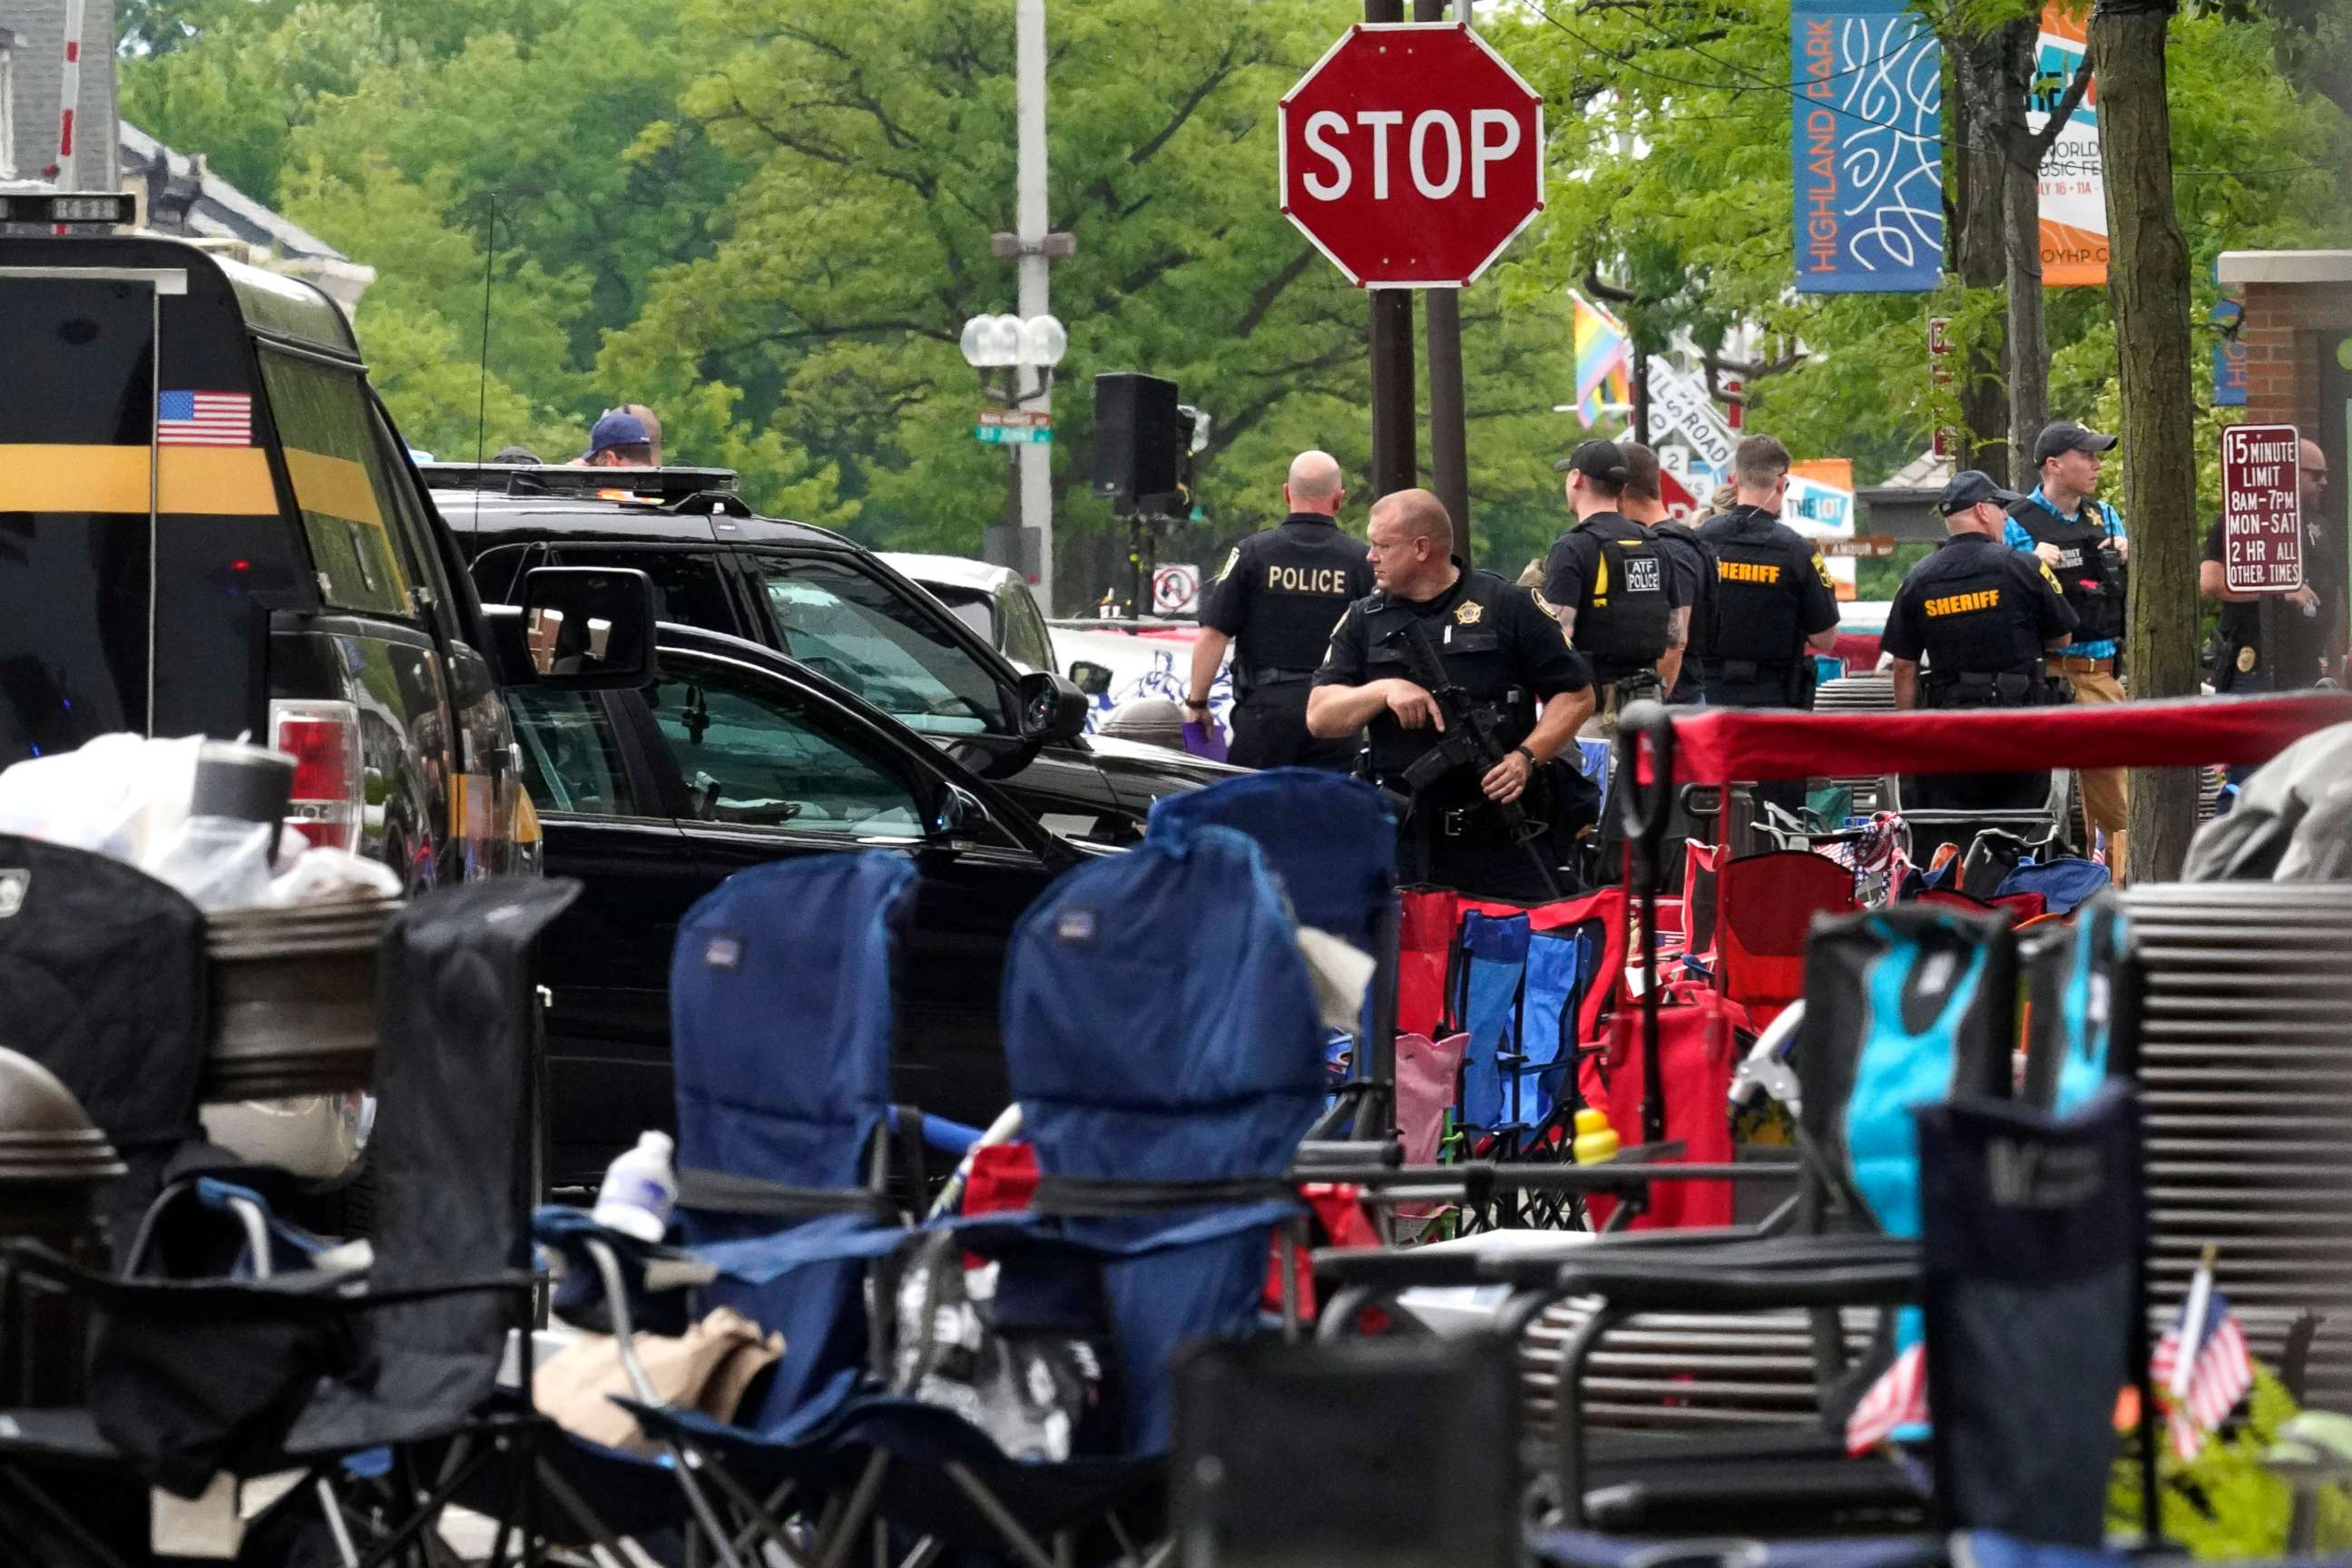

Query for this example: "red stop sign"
[1279,24,1545,289]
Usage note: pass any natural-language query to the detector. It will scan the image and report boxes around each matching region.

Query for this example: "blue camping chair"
[827,825,1329,1566]
[531,854,930,1567]
[1150,769,1398,1143]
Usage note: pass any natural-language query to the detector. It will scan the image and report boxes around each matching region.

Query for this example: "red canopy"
[1637,691,2352,786]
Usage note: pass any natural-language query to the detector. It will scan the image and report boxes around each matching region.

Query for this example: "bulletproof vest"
[1573,520,1671,675]
[2010,497,2125,642]
[1652,519,1714,662]
[1708,529,1804,667]
[1237,518,1368,683]
[1911,546,2043,705]
[1359,574,1534,799]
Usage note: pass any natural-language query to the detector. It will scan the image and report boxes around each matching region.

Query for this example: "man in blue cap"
[578,409,655,467]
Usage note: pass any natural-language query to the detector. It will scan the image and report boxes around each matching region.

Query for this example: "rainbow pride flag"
[1572,291,1633,427]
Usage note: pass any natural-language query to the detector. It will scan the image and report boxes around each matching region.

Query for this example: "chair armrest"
[1553,1237,1919,1311]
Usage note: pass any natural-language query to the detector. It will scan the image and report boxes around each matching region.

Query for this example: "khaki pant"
[2063,663,2129,880]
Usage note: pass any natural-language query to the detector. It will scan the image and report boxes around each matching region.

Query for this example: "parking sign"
[2220,424,2304,594]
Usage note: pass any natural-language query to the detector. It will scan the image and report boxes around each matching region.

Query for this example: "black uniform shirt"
[2202,515,2341,687]
[1649,519,1711,702]
[1883,533,2075,667]
[1697,505,1841,648]
[1201,514,1374,681]
[1316,565,1592,800]
[1538,514,1688,623]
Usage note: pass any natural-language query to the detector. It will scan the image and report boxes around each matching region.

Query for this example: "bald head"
[621,403,664,466]
[2300,437,2331,507]
[1285,449,1345,514]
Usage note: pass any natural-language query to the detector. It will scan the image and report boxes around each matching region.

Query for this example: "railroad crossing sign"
[1152,564,1201,615]
[1278,24,1544,289]
[2220,424,2304,593]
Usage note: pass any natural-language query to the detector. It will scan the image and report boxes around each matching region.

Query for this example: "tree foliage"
[119,0,2347,604]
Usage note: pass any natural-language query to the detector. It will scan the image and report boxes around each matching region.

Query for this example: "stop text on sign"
[1296,109,1524,202]
[1279,23,1545,289]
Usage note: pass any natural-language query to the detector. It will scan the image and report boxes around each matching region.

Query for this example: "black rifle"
[1385,618,1565,901]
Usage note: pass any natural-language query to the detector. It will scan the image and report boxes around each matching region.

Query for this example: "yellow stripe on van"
[0,444,278,515]
[280,448,385,528]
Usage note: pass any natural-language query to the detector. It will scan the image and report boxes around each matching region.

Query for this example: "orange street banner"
[2029,5,2105,287]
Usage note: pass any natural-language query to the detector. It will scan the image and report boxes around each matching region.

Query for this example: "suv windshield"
[750,555,1004,736]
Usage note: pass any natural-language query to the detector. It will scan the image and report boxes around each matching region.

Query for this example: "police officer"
[1189,449,1375,769]
[1310,489,1595,899]
[1541,440,1681,731]
[1616,442,1711,705]
[1699,434,1843,817]
[1885,470,2078,812]
[2008,419,2129,877]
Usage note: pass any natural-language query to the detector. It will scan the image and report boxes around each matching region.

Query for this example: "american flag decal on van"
[156,390,253,446]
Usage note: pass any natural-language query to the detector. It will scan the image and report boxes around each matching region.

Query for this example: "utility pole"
[1416,0,1470,564]
[1366,0,1416,502]
[1014,0,1055,615]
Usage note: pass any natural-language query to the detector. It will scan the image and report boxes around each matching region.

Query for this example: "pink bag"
[1395,1031,1469,1168]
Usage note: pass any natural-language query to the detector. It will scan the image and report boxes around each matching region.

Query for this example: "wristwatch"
[1512,745,1536,769]
[1184,698,1210,711]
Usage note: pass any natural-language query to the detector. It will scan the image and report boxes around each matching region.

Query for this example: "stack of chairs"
[2120,881,2352,1405]
[0,842,577,1567]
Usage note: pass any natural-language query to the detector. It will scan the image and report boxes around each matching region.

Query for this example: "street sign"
[1928,316,1957,459]
[1820,534,1899,558]
[975,408,1054,446]
[1278,24,1544,289]
[1644,357,1737,472]
[1151,564,1201,615]
[2220,424,2305,593]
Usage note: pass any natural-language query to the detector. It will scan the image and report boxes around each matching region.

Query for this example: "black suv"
[509,621,1088,1184]
[431,466,1239,844]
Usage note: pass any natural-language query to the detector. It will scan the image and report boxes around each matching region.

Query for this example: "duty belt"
[1710,658,1795,684]
[1925,670,2039,706]
[1241,665,1318,690]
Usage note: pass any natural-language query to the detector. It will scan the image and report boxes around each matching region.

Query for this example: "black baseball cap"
[2033,420,2118,466]
[1938,469,2025,515]
[1555,439,1629,483]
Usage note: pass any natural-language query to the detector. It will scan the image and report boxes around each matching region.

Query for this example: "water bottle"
[592,1132,677,1242]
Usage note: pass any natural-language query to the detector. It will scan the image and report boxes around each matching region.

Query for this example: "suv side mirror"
[1017,670,1090,744]
[929,784,988,842]
[1066,660,1113,699]
[516,566,658,691]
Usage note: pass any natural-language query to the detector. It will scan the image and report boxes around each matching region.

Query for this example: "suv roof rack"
[418,463,741,505]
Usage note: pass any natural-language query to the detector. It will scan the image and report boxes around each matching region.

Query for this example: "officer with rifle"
[1309,489,1595,900]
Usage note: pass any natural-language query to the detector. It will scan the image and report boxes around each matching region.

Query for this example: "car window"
[1000,585,1056,671]
[256,351,415,616]
[926,588,996,646]
[508,689,638,816]
[750,555,1004,736]
[551,546,740,632]
[644,658,927,837]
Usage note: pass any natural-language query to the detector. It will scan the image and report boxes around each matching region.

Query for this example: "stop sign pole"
[1280,12,1545,556]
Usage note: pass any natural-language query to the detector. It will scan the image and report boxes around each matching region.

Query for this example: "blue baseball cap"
[583,410,652,460]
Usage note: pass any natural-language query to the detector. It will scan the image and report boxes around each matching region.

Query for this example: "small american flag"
[156,390,252,447]
[1845,1340,1929,1454]
[2151,1288,2252,1460]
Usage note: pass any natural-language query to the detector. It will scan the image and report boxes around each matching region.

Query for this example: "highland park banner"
[1792,0,1944,293]
[2028,4,2106,286]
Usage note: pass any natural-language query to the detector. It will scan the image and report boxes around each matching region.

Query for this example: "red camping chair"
[1715,850,1857,1027]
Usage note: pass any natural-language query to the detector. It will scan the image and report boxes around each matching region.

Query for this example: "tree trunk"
[1999,17,2048,492]
[2091,0,2200,881]
[1950,30,2011,475]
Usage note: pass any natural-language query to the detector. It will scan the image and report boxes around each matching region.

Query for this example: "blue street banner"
[1792,0,1944,293]
[2212,297,2249,408]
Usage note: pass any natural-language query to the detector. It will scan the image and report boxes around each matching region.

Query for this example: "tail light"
[269,700,364,850]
